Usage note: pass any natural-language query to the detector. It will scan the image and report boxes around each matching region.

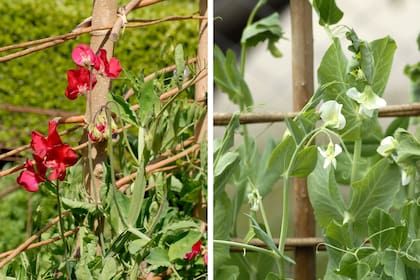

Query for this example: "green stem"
[351,139,362,184]
[277,175,290,276]
[259,196,272,239]
[239,0,265,76]
[55,182,71,279]
[214,240,280,259]
[106,109,129,229]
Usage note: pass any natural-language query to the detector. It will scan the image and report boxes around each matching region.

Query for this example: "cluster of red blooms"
[17,44,123,192]
[17,121,79,192]
[184,240,208,265]
[65,44,122,100]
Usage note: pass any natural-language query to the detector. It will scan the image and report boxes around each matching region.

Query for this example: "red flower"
[184,240,202,261]
[72,44,96,67]
[17,121,79,191]
[65,67,96,100]
[95,49,122,78]
[17,157,46,192]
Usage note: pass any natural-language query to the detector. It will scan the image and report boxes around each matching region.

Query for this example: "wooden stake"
[290,0,316,279]
[83,0,118,201]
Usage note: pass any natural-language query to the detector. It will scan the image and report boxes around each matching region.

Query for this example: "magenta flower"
[72,44,97,67]
[17,121,79,191]
[65,67,97,100]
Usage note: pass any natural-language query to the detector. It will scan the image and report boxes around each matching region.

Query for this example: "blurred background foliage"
[0,0,199,252]
[0,0,198,147]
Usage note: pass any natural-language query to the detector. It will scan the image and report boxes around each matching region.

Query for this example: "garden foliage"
[214,0,420,279]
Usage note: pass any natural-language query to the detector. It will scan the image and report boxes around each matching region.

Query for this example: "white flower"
[376,136,398,157]
[346,86,386,117]
[317,142,342,169]
[247,189,261,212]
[319,100,346,130]
[401,169,411,186]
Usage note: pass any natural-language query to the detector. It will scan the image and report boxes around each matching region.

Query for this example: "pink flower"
[72,44,96,67]
[184,240,202,261]
[203,253,208,265]
[17,121,79,191]
[17,158,46,192]
[94,49,122,79]
[65,67,96,100]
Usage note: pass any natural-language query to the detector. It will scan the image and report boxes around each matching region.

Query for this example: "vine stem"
[351,139,362,184]
[214,240,281,259]
[278,175,290,275]
[55,181,71,279]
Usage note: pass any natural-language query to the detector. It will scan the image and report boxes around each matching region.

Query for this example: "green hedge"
[0,0,198,147]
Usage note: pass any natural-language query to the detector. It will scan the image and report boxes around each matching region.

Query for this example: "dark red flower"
[184,240,202,261]
[65,67,96,100]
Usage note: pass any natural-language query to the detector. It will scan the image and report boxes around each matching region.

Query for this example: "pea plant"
[0,2,207,279]
[214,0,420,279]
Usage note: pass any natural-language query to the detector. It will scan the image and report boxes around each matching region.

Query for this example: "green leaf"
[174,44,185,89]
[285,117,305,144]
[128,239,148,255]
[385,117,409,137]
[383,250,406,279]
[290,145,318,177]
[349,159,400,237]
[61,197,96,214]
[313,0,344,26]
[214,45,253,109]
[367,208,395,250]
[394,128,420,164]
[215,265,240,280]
[265,272,281,280]
[337,253,370,278]
[168,231,201,261]
[241,13,283,58]
[137,79,158,124]
[369,36,397,96]
[317,38,348,93]
[257,138,282,196]
[146,247,171,267]
[308,158,345,227]
[214,191,233,268]
[214,151,240,195]
[109,92,139,126]
[268,135,296,176]
[100,258,117,280]
[75,264,93,280]
[248,215,295,264]
[214,112,240,158]
[128,166,146,227]
[391,225,408,250]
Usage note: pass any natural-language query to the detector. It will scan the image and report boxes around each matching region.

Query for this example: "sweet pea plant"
[3,27,207,280]
[214,0,420,279]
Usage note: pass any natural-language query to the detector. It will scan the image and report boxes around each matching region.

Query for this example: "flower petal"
[319,100,346,130]
[72,44,96,67]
